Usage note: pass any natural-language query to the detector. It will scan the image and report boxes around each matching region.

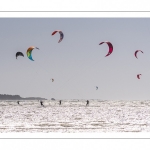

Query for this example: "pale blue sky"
[0,18,150,100]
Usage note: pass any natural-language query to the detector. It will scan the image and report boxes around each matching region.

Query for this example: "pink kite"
[137,74,142,79]
[99,41,113,57]
[134,50,143,59]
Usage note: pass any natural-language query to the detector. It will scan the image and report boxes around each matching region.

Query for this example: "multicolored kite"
[26,46,39,61]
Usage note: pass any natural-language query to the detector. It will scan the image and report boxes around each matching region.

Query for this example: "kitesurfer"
[59,100,61,105]
[40,101,44,107]
[17,101,20,105]
[86,100,89,106]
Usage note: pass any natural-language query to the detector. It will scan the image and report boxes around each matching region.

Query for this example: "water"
[0,99,150,132]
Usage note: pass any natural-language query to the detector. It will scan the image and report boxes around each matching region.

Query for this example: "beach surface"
[0,100,150,132]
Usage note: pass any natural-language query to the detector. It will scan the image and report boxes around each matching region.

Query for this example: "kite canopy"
[99,41,113,57]
[16,52,24,59]
[51,78,54,82]
[26,46,39,61]
[134,50,143,59]
[137,74,142,79]
[52,30,64,43]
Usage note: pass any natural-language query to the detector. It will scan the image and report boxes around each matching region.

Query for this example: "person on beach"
[17,101,20,105]
[86,100,89,106]
[40,101,44,107]
[59,100,61,105]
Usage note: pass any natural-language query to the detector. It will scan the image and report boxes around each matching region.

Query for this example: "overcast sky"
[0,18,150,100]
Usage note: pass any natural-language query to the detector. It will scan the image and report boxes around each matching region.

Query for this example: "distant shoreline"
[0,94,47,100]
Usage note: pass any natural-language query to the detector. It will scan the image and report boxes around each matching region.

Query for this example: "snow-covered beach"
[0,100,150,132]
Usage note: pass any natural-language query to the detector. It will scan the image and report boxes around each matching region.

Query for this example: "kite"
[51,78,54,82]
[99,41,113,57]
[26,46,39,61]
[16,52,24,59]
[52,30,64,43]
[137,74,142,79]
[134,50,143,59]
